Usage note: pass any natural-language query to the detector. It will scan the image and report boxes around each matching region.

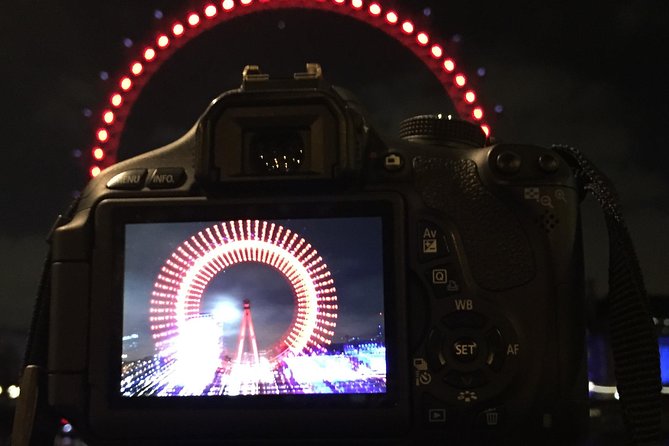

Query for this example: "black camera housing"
[47,65,588,444]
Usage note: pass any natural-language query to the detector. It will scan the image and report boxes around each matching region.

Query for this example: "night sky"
[1,0,667,337]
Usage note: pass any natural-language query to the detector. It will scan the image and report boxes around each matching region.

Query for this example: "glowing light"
[187,13,200,27]
[131,62,143,76]
[0,386,3,395]
[464,91,476,103]
[157,35,169,48]
[481,124,490,137]
[103,110,115,124]
[91,166,101,177]
[110,93,123,107]
[172,23,185,36]
[87,0,495,176]
[120,77,132,91]
[151,220,337,362]
[96,129,109,142]
[93,148,105,160]
[204,4,218,17]
[473,107,484,120]
[7,385,20,399]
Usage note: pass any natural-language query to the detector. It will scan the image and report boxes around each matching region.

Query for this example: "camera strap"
[13,198,81,446]
[551,144,663,445]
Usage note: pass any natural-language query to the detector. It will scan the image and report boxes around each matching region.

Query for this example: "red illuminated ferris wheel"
[149,219,338,362]
[88,0,492,177]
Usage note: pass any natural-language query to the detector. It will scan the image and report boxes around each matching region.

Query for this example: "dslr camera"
[46,64,588,444]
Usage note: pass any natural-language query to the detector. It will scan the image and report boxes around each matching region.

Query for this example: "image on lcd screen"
[121,217,386,397]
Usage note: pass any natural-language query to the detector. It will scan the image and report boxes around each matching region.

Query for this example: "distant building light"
[7,385,20,399]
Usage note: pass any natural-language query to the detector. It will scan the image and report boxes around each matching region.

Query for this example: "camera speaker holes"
[534,210,560,233]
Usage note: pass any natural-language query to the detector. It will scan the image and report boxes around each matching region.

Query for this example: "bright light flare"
[157,35,169,48]
[172,23,185,36]
[90,166,101,177]
[369,3,381,15]
[416,32,429,46]
[120,77,132,91]
[455,73,466,87]
[110,93,123,107]
[103,111,115,124]
[204,4,218,17]
[385,11,398,24]
[222,0,235,11]
[187,13,201,27]
[351,0,363,9]
[401,21,414,34]
[96,129,109,142]
[131,62,143,75]
[7,385,20,399]
[93,148,105,160]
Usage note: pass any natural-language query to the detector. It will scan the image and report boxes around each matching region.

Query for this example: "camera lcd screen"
[120,216,387,398]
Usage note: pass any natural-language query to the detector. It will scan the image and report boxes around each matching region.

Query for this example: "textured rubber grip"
[413,156,535,290]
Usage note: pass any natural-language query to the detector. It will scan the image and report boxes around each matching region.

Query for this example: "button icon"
[418,222,449,261]
[452,339,479,362]
[384,153,403,171]
[432,268,448,284]
[428,409,446,423]
[457,390,478,403]
[422,238,438,253]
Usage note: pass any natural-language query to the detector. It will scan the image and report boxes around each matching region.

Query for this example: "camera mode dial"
[399,114,487,148]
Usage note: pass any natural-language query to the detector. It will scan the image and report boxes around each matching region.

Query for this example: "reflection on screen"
[121,217,386,397]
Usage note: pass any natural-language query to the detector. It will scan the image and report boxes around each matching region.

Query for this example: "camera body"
[47,65,588,444]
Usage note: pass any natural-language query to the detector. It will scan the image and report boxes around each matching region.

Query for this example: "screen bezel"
[89,195,410,439]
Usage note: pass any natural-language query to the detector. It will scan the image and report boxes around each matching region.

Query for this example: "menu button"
[106,169,147,190]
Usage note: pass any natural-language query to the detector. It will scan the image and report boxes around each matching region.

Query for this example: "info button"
[147,168,187,189]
